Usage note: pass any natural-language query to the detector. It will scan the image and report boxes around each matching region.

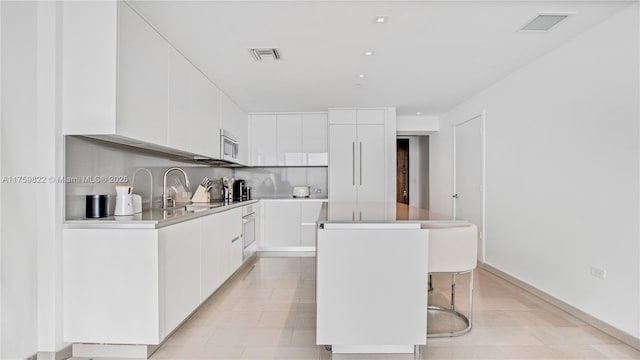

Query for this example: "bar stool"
[426,223,478,338]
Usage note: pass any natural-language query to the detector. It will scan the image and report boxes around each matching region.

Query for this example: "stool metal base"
[427,270,474,338]
[427,306,472,337]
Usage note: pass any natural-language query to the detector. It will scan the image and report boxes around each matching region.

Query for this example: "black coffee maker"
[233,179,250,201]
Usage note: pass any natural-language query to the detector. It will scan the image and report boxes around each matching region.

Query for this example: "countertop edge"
[64,200,259,230]
[256,198,328,202]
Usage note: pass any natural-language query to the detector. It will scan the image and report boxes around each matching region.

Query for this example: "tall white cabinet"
[328,108,396,206]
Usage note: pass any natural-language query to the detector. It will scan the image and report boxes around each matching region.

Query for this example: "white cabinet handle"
[359,142,363,186]
[231,236,241,243]
[352,142,356,186]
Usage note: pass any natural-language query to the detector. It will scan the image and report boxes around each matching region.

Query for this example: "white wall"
[1,2,40,358]
[1,2,65,357]
[418,136,429,210]
[430,4,639,338]
[396,115,439,136]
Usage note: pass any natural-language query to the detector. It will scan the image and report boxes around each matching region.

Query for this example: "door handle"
[231,236,241,243]
[359,142,363,186]
[352,142,356,186]
[403,190,407,197]
[452,194,459,198]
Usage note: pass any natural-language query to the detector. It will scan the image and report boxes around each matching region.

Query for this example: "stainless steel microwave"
[220,129,239,163]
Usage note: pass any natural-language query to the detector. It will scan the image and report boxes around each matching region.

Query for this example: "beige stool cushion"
[427,224,478,273]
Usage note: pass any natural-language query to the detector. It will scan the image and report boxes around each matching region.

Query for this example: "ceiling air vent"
[249,48,282,61]
[520,13,572,32]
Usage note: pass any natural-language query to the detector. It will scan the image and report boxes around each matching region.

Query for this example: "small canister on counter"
[86,194,109,218]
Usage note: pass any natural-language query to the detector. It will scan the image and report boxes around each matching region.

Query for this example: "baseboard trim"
[479,262,640,351]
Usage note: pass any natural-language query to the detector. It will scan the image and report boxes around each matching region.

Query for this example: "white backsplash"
[65,136,233,219]
[234,167,327,198]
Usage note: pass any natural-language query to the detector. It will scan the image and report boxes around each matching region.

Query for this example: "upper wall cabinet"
[249,113,328,167]
[277,114,304,166]
[303,114,329,166]
[250,115,277,166]
[62,2,240,162]
[221,94,249,166]
[168,47,221,158]
[117,4,169,145]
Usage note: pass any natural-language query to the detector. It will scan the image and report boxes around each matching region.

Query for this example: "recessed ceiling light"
[363,51,375,56]
[358,74,365,78]
[416,112,422,115]
[374,16,388,24]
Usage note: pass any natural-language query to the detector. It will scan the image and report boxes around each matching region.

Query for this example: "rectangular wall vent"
[520,13,571,32]
[249,48,282,61]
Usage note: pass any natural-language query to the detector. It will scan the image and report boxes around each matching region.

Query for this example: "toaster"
[292,186,311,198]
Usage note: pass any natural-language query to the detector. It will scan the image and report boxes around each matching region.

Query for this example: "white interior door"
[454,114,485,262]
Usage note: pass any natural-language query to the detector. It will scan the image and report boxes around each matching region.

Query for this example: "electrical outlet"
[590,266,606,280]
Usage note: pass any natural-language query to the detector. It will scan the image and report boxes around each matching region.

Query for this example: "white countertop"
[257,196,328,202]
[65,200,258,229]
[318,202,468,225]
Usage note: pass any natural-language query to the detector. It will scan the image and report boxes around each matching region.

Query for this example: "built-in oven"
[220,129,239,163]
[242,204,256,260]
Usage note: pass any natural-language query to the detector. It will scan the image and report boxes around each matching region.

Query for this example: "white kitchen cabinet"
[63,229,161,345]
[168,47,221,157]
[328,125,358,205]
[300,202,323,247]
[201,206,243,299]
[328,108,391,206]
[355,125,386,203]
[168,47,193,152]
[62,2,237,161]
[117,3,169,145]
[327,109,357,125]
[250,114,277,166]
[63,206,250,347]
[160,220,201,336]
[261,200,326,250]
[249,112,328,167]
[263,201,302,247]
[356,109,386,124]
[200,215,224,300]
[221,94,249,165]
[192,70,221,158]
[218,207,244,280]
[277,114,304,166]
[303,114,328,166]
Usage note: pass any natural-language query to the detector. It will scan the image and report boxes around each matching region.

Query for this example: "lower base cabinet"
[63,207,244,345]
[262,200,325,250]
[161,221,201,336]
[201,207,243,295]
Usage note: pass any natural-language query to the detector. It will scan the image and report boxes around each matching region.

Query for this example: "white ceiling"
[130,1,632,116]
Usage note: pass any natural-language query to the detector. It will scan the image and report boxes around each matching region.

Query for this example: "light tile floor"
[150,255,640,360]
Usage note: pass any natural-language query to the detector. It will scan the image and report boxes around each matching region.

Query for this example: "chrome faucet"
[162,167,190,208]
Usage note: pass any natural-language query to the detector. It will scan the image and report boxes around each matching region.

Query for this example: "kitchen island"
[315,202,467,354]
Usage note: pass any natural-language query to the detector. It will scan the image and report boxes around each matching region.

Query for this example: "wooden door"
[396,139,409,204]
